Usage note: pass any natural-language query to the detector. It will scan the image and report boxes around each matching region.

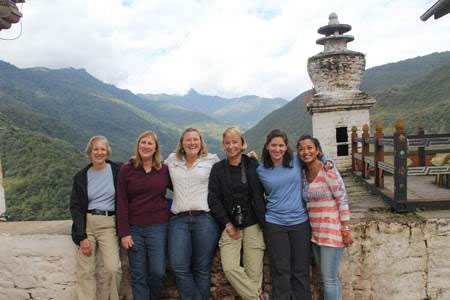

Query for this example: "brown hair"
[175,128,209,160]
[132,131,162,170]
[261,129,293,168]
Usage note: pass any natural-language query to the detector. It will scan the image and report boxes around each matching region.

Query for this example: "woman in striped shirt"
[297,135,353,300]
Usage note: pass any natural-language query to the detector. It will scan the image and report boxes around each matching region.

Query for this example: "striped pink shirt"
[302,168,350,248]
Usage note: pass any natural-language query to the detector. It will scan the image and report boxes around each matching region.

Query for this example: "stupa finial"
[328,12,339,25]
[316,13,354,52]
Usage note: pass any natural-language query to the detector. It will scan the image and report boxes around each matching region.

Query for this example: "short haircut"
[222,126,248,151]
[84,136,111,158]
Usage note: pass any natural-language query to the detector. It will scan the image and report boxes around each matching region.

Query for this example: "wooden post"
[361,124,370,179]
[375,122,384,188]
[394,120,408,202]
[417,124,425,166]
[351,126,358,172]
[0,158,6,221]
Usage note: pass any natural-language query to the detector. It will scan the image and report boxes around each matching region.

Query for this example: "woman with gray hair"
[70,136,122,300]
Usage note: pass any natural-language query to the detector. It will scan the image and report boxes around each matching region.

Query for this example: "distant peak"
[186,88,200,96]
[74,67,89,73]
[28,67,51,72]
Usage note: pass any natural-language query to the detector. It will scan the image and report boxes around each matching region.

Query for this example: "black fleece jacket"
[208,154,266,229]
[69,160,121,245]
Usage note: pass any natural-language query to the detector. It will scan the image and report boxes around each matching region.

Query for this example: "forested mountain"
[245,91,312,152]
[0,60,286,220]
[245,51,450,153]
[0,62,223,221]
[0,62,179,220]
[361,51,450,93]
[0,62,182,161]
[0,113,85,220]
[139,89,287,129]
[371,61,450,134]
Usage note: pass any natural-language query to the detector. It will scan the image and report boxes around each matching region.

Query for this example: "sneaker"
[259,292,269,300]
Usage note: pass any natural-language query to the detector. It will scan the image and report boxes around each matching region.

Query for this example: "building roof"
[421,0,450,21]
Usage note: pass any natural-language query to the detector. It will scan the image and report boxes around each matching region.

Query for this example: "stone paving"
[344,172,450,220]
[353,171,450,201]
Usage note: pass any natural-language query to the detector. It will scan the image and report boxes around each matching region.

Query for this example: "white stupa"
[306,13,376,170]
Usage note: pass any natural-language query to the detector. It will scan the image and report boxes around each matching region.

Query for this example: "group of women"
[70,126,352,300]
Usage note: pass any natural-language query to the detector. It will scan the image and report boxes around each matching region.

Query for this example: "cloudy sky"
[1,0,449,100]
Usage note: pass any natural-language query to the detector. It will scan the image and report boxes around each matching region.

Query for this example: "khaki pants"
[76,214,122,300]
[219,224,266,300]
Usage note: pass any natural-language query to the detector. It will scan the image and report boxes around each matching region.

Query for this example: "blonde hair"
[85,136,111,158]
[132,131,162,170]
[175,128,209,160]
[222,126,247,152]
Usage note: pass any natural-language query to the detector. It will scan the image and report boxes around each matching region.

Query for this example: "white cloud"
[1,0,449,100]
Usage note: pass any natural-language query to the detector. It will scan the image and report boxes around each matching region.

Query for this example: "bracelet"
[342,225,351,231]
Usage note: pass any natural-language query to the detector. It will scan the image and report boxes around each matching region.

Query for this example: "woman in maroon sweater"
[117,131,171,300]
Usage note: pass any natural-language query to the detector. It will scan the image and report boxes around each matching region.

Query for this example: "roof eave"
[420,0,450,21]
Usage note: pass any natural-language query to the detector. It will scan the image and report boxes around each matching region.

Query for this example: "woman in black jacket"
[208,127,268,300]
[70,136,122,300]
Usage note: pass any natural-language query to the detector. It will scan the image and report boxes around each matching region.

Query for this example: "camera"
[232,204,246,227]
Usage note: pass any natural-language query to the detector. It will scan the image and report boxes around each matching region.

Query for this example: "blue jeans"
[168,213,220,300]
[129,223,168,300]
[312,243,344,300]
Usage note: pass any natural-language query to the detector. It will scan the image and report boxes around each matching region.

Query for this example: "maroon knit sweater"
[117,161,171,237]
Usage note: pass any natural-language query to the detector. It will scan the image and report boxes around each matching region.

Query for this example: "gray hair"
[84,136,112,158]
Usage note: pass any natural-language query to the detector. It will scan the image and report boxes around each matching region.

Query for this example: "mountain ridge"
[0,60,285,220]
[139,89,287,129]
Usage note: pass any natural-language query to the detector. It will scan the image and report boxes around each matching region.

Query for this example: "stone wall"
[307,52,366,95]
[1,218,450,300]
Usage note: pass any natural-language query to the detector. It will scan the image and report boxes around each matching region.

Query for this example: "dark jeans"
[168,213,220,300]
[264,221,312,300]
[129,223,168,300]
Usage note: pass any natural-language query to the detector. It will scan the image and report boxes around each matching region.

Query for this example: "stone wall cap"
[0,220,71,235]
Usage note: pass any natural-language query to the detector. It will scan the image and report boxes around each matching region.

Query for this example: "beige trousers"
[76,214,122,300]
[219,223,266,300]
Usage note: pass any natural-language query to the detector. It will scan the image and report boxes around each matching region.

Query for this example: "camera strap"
[225,156,247,208]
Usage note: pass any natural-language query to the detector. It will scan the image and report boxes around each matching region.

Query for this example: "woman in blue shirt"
[256,129,311,300]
